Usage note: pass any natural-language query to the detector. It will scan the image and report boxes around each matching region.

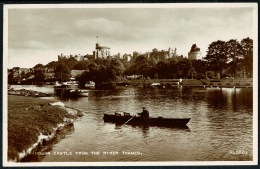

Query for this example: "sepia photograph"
[3,3,258,166]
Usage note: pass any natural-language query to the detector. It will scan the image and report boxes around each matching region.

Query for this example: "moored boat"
[85,81,95,89]
[103,112,190,127]
[54,79,88,97]
[77,89,89,97]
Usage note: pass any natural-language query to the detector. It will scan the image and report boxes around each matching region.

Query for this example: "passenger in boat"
[138,107,149,118]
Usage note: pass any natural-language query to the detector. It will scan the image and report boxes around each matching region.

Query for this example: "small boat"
[85,81,95,89]
[78,89,89,97]
[103,112,190,127]
[150,83,161,86]
[149,83,165,88]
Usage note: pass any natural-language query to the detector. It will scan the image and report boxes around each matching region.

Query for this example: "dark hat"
[142,107,146,109]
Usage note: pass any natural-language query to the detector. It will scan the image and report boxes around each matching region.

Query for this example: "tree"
[150,48,159,60]
[109,58,125,80]
[8,69,14,84]
[125,55,146,76]
[241,37,253,77]
[83,58,126,85]
[176,59,191,79]
[34,69,45,83]
[167,58,178,79]
[76,71,91,87]
[58,57,78,71]
[226,39,244,78]
[158,50,167,61]
[73,61,89,70]
[135,56,154,78]
[66,57,78,70]
[33,63,45,70]
[156,61,169,79]
[45,61,58,69]
[204,40,228,78]
[20,71,27,79]
[192,59,207,79]
[54,63,70,82]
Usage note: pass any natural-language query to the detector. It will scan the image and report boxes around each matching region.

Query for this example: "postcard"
[3,3,258,167]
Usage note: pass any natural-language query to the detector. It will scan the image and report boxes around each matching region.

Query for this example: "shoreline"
[8,95,84,162]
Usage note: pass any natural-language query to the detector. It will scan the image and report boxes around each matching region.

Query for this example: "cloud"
[7,7,254,68]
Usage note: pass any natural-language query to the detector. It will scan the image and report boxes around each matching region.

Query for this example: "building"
[58,42,111,61]
[58,53,90,62]
[133,51,142,60]
[58,53,85,61]
[115,53,122,59]
[168,47,177,58]
[122,54,132,62]
[188,44,202,60]
[93,43,111,59]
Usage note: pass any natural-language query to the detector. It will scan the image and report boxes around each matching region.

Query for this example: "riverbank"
[8,95,82,162]
[117,78,253,88]
[8,88,53,97]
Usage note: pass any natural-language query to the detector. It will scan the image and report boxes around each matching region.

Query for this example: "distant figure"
[138,107,150,118]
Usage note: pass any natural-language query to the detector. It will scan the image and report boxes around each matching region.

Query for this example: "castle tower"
[95,43,110,59]
[188,44,202,60]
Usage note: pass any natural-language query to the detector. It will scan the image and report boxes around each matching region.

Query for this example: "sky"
[6,4,255,68]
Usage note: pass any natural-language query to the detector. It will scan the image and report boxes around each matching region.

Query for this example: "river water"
[13,85,253,162]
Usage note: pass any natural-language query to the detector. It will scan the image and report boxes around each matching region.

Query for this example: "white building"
[188,44,202,60]
[93,43,111,59]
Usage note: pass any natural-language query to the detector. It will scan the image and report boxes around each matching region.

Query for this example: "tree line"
[8,37,253,86]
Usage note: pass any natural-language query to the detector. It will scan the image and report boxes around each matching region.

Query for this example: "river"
[14,85,253,162]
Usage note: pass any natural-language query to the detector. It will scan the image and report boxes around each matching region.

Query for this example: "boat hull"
[78,92,89,97]
[103,113,190,127]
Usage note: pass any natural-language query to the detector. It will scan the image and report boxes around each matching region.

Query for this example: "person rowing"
[138,107,150,119]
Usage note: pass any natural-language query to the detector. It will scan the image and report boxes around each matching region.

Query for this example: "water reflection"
[113,123,190,131]
[206,88,253,111]
[18,85,253,162]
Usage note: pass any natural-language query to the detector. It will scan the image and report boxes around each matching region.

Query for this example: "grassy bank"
[8,95,74,161]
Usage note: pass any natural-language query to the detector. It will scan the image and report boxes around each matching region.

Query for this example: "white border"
[3,4,8,166]
[3,3,259,8]
[3,3,258,167]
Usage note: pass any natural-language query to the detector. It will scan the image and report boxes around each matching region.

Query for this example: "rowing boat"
[103,112,190,127]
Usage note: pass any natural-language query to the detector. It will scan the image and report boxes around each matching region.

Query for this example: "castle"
[58,42,180,62]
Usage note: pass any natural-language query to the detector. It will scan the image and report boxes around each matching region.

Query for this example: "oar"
[115,115,136,129]
[123,115,135,125]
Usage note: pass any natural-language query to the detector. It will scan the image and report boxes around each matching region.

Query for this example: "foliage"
[225,39,244,78]
[204,40,228,78]
[241,37,253,77]
[176,58,192,79]
[34,69,45,82]
[76,71,91,87]
[45,61,58,69]
[8,69,14,83]
[54,62,70,82]
[204,38,253,78]
[191,60,207,79]
[8,37,253,85]
[59,57,78,71]
[156,61,169,79]
[77,58,125,85]
[126,55,153,78]
[73,60,90,70]
[33,63,45,70]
